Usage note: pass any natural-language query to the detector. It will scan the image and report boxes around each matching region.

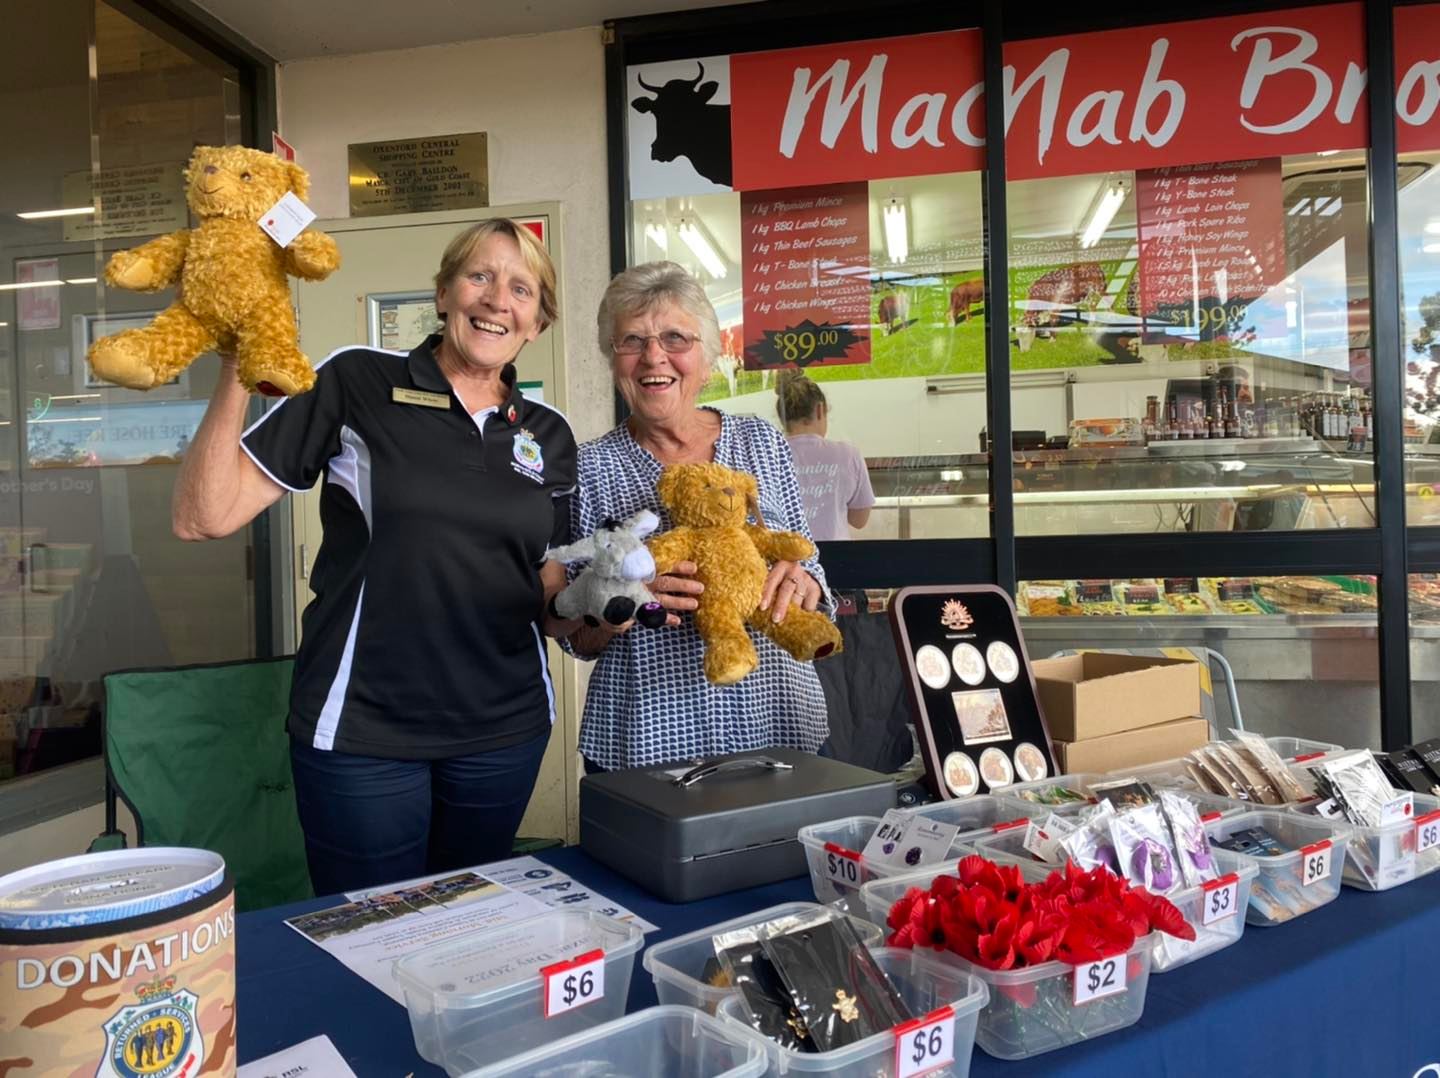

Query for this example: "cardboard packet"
[1228,729,1310,802]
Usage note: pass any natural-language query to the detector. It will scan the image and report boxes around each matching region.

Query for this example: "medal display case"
[890,585,1057,801]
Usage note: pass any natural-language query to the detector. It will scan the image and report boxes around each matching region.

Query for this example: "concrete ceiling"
[191,0,752,61]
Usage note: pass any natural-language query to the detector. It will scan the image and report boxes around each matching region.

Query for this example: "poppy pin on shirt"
[506,404,517,423]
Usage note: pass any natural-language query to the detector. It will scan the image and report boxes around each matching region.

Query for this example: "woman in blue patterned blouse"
[561,262,833,772]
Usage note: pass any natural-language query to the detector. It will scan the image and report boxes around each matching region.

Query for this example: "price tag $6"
[1417,810,1440,855]
[541,949,605,1018]
[1300,840,1332,888]
[894,1006,955,1078]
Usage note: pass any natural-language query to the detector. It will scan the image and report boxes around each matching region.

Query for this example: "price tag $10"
[1300,840,1332,888]
[1201,873,1240,925]
[893,1006,955,1078]
[1073,955,1126,1005]
[1417,810,1440,856]
[541,949,605,1018]
[822,842,863,889]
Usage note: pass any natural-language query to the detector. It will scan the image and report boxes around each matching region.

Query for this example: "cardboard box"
[1055,717,1210,774]
[1032,652,1203,741]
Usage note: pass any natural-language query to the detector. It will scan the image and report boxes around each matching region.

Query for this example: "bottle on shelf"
[1144,395,1160,443]
[1225,391,1241,439]
[1166,395,1180,440]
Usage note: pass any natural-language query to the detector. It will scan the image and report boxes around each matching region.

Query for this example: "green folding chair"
[90,656,313,913]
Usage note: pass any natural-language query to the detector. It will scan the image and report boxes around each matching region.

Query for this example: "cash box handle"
[671,755,795,787]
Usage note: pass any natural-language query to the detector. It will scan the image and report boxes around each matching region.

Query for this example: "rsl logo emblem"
[98,978,204,1078]
[940,599,974,632]
[511,429,545,484]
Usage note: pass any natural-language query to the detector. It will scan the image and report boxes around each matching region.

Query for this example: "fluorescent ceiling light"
[1425,221,1440,235]
[16,206,94,220]
[67,277,97,285]
[643,222,668,251]
[0,280,60,291]
[1425,242,1440,254]
[1080,182,1126,249]
[678,219,726,279]
[882,198,908,264]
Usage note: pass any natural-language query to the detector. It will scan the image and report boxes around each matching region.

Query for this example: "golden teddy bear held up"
[87,145,340,397]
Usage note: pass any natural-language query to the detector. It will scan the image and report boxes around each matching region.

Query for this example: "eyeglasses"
[612,331,697,356]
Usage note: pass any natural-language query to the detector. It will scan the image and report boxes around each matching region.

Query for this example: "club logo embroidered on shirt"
[511,429,545,484]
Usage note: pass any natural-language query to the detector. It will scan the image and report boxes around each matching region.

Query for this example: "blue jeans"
[290,729,551,895]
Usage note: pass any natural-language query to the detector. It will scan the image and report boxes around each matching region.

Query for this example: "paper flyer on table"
[285,871,548,1005]
[345,855,659,933]
[237,1034,357,1078]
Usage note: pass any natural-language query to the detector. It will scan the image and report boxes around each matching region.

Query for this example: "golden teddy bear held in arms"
[647,461,843,686]
[87,145,340,397]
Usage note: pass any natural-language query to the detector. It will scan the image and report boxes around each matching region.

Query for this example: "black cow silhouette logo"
[631,62,732,187]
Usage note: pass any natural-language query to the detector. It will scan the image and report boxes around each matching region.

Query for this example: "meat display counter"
[862,436,1440,539]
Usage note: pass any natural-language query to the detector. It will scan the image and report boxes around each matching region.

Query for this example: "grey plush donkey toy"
[547,509,668,629]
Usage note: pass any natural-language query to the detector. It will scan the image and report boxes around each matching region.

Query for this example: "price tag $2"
[822,842,863,889]
[1417,810,1440,855]
[1073,955,1126,1005]
[1201,873,1240,925]
[894,1006,955,1078]
[1300,840,1332,888]
[541,949,605,1018]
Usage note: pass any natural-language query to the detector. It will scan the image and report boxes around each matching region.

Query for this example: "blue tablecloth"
[237,847,1440,1076]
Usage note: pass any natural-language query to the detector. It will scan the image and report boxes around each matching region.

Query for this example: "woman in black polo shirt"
[172,218,577,894]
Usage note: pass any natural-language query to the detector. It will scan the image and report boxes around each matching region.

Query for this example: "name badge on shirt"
[392,387,450,409]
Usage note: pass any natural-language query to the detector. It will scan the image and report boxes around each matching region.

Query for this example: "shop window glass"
[624,31,990,541]
[0,1,248,787]
[1018,575,1380,751]
[1003,9,1377,537]
[1399,4,1440,522]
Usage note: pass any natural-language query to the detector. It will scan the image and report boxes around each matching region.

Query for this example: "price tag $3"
[1201,873,1240,926]
[541,949,605,1018]
[893,1006,955,1078]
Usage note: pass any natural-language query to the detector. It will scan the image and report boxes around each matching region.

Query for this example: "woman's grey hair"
[596,261,721,375]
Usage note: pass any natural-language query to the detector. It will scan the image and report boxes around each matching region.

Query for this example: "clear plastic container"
[862,831,1256,979]
[393,909,644,1077]
[1203,810,1349,926]
[715,946,986,1077]
[798,816,970,905]
[1290,791,1440,891]
[953,935,1153,1060]
[642,902,883,1015]
[460,1005,768,1078]
[908,795,1040,843]
[1257,735,1344,761]
[993,773,1103,814]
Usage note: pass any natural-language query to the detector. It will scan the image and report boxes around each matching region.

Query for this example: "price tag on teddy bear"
[258,192,316,248]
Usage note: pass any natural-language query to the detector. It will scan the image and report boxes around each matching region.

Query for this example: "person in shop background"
[558,261,833,772]
[171,218,576,893]
[774,369,875,541]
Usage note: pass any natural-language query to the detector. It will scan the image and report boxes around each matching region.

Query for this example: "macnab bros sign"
[628,2,1440,195]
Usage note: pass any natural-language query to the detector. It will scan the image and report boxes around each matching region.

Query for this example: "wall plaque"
[348,132,488,217]
[60,162,188,242]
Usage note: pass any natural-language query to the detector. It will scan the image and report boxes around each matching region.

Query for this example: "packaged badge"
[1108,803,1182,894]
[757,910,911,1052]
[1159,790,1219,888]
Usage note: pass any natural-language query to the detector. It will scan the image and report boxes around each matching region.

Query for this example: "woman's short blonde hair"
[595,261,721,375]
[434,218,559,330]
